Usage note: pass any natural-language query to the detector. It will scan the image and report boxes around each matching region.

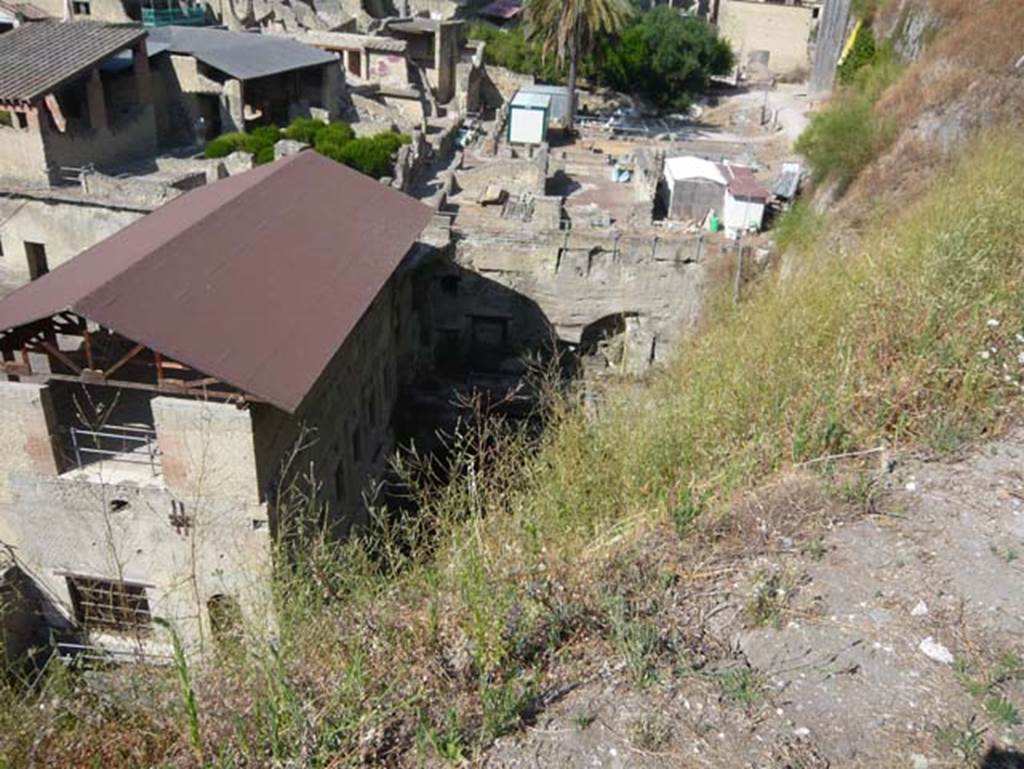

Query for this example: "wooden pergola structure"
[0,312,259,404]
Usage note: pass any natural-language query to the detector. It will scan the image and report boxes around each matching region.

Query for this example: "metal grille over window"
[66,575,152,633]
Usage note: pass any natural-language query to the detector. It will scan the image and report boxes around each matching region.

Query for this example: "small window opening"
[109,498,130,512]
[207,594,243,644]
[72,1,91,14]
[25,241,48,280]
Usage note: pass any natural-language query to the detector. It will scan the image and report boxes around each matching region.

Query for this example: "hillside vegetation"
[3,3,1024,767]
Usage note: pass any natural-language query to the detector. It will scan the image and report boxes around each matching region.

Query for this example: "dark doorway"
[24,241,48,280]
[346,49,361,77]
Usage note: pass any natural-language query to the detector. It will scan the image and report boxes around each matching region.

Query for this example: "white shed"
[662,155,769,236]
[507,90,551,145]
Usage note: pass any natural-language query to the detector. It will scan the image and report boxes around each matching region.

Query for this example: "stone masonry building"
[0,151,433,656]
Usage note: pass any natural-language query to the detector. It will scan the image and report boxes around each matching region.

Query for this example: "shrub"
[284,117,328,145]
[337,133,407,179]
[244,125,282,164]
[794,42,901,186]
[313,121,357,162]
[203,131,247,159]
[468,22,571,82]
[837,24,877,85]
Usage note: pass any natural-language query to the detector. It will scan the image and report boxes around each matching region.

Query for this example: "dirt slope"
[482,431,1024,768]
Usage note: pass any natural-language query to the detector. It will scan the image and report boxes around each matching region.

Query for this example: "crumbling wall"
[481,65,534,107]
[40,105,160,180]
[454,150,546,199]
[455,227,710,366]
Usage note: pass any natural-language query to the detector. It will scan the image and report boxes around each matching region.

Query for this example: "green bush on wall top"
[203,132,247,159]
[202,118,409,178]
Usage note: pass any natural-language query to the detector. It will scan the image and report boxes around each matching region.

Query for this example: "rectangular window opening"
[66,575,152,633]
[25,241,48,280]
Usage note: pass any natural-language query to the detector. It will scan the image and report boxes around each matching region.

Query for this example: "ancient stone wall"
[455,227,710,368]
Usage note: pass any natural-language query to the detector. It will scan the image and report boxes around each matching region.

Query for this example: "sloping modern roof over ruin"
[147,25,336,80]
[0,20,145,102]
[0,151,434,412]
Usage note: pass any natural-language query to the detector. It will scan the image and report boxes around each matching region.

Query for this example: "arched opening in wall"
[207,593,243,646]
[580,313,635,369]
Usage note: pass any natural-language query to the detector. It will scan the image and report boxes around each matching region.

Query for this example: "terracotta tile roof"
[0,152,434,412]
[0,20,145,102]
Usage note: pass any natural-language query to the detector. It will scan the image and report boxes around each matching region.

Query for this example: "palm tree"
[524,0,632,133]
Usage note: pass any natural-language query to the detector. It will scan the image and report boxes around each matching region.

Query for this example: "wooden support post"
[82,327,94,370]
[40,340,82,374]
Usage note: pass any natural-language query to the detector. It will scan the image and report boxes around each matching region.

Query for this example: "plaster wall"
[719,0,818,75]
[0,384,273,654]
[40,105,159,179]
[0,121,49,185]
[0,196,146,288]
[367,51,411,89]
[29,0,134,21]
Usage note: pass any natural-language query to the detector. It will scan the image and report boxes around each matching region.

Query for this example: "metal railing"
[67,424,161,476]
[141,3,206,26]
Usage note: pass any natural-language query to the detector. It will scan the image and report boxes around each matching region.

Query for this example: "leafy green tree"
[524,0,632,131]
[600,7,733,111]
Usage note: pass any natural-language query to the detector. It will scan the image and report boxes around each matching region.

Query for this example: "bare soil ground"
[482,430,1024,768]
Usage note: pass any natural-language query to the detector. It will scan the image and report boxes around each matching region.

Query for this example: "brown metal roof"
[0,20,145,102]
[0,151,433,412]
[718,163,769,201]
